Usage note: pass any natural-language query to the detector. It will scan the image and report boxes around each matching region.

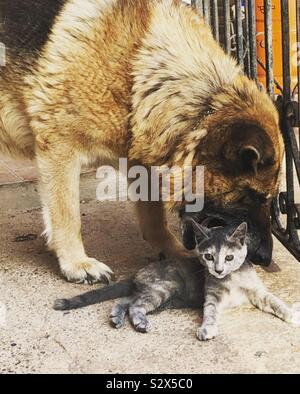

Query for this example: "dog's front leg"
[135,200,191,258]
[36,144,113,284]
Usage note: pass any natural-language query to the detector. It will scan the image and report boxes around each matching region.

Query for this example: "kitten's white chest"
[225,287,248,308]
[223,270,254,308]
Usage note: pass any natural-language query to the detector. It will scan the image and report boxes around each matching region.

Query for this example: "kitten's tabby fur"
[54,222,300,340]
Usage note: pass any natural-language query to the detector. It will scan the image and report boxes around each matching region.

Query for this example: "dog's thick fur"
[0,0,283,283]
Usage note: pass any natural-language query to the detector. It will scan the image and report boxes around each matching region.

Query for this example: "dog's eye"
[225,255,234,262]
[205,254,214,261]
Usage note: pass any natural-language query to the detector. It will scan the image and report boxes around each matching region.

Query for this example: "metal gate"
[191,0,300,261]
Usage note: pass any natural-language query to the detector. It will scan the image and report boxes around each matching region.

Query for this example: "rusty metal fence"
[191,0,300,261]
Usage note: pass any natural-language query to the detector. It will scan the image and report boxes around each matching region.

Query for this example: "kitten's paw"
[110,314,126,329]
[60,258,114,284]
[134,319,152,333]
[132,313,152,333]
[110,303,128,329]
[197,325,218,341]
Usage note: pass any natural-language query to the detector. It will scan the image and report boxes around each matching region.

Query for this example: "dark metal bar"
[211,0,220,42]
[280,0,294,241]
[203,0,211,25]
[247,0,257,81]
[244,0,251,76]
[223,0,231,54]
[248,0,258,81]
[257,59,283,93]
[264,0,274,97]
[287,123,300,182]
[235,0,244,65]
[272,1,300,261]
[272,121,300,261]
[297,0,300,135]
[281,0,292,100]
[271,1,300,261]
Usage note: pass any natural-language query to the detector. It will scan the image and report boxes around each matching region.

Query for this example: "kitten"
[54,222,300,340]
[192,221,300,340]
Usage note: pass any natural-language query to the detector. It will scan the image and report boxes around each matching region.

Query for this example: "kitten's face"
[192,222,248,279]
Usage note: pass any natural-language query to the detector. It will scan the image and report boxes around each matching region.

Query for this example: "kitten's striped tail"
[53,280,134,311]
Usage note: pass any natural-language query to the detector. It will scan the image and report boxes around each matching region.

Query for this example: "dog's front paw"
[197,325,218,341]
[60,258,114,284]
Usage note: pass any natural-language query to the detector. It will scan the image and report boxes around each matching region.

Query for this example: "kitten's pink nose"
[215,268,223,275]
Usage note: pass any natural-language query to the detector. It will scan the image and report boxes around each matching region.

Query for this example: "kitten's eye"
[204,254,214,261]
[225,255,234,262]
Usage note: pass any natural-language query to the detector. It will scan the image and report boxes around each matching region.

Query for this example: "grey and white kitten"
[192,221,300,340]
[54,222,300,340]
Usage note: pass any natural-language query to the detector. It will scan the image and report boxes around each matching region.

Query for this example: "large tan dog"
[0,0,283,283]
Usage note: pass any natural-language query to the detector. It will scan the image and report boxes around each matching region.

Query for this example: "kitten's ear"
[186,218,211,240]
[228,222,248,245]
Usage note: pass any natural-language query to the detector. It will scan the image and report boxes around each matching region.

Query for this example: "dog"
[0,0,283,283]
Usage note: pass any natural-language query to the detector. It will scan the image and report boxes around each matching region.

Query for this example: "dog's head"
[201,124,281,223]
[179,80,284,267]
[189,79,284,229]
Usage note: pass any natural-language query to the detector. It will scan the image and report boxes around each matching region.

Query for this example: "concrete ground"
[1,175,300,374]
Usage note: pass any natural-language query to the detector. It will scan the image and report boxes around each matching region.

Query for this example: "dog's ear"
[251,227,273,266]
[222,124,275,176]
[239,145,261,176]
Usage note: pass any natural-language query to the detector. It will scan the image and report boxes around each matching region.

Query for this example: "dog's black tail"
[53,279,134,311]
